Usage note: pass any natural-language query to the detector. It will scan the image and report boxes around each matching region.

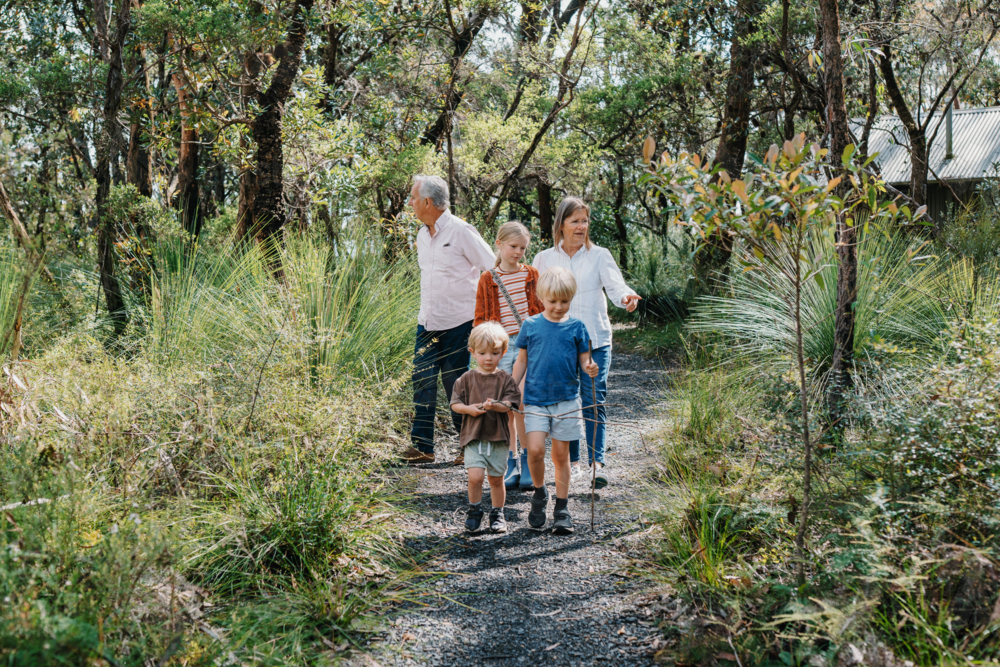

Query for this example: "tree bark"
[420,9,490,149]
[95,0,131,335]
[820,0,856,428]
[235,51,266,242]
[321,20,342,114]
[172,59,203,237]
[696,0,760,292]
[249,0,315,261]
[879,44,928,207]
[538,181,553,243]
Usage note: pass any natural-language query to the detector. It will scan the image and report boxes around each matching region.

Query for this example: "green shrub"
[0,443,185,666]
[872,319,1000,539]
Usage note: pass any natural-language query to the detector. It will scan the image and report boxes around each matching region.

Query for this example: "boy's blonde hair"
[536,267,577,301]
[468,322,509,353]
[494,220,531,267]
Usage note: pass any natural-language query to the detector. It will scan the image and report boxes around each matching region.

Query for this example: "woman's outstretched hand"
[622,294,642,313]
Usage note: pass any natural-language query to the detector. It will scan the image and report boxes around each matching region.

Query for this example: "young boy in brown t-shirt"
[451,322,522,533]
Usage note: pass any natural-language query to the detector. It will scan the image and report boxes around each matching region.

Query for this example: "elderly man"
[401,175,496,464]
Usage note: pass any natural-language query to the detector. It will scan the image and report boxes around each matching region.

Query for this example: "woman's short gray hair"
[413,174,450,210]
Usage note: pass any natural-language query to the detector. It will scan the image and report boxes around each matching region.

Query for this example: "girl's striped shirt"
[496,266,530,335]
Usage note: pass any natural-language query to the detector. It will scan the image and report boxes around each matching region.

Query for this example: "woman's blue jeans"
[569,345,611,466]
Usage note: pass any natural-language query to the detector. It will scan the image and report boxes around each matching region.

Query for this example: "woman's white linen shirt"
[416,210,496,331]
[532,242,637,348]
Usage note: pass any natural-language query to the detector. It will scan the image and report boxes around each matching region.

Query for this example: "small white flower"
[109,524,119,534]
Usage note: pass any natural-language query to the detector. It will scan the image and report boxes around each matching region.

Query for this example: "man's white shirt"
[533,241,637,349]
[416,210,496,331]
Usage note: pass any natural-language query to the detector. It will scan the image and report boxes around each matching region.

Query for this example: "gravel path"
[356,353,674,667]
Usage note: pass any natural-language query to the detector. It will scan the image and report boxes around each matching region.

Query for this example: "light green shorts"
[464,440,509,477]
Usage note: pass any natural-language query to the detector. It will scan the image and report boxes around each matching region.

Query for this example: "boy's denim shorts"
[498,334,518,374]
[523,397,585,442]
[464,440,509,477]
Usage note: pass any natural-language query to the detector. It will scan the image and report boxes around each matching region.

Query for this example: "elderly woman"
[532,197,640,489]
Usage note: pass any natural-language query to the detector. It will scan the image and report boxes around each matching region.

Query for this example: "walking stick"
[588,340,598,532]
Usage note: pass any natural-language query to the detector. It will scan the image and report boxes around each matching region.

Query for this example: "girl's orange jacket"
[473,265,545,329]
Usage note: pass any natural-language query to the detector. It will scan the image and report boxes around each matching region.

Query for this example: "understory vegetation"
[637,203,1000,665]
[0,206,421,665]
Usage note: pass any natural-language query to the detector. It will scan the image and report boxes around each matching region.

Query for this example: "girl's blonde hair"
[468,322,509,353]
[494,220,531,268]
[553,197,592,250]
[536,267,577,301]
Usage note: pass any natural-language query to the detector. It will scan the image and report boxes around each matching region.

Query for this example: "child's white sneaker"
[489,507,507,533]
[592,464,609,490]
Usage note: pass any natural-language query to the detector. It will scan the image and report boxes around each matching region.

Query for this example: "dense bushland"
[0,198,419,665]
[639,194,1000,664]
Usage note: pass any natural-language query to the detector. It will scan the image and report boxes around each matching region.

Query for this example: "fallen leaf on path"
[401,632,416,642]
[617,627,625,635]
[544,643,561,652]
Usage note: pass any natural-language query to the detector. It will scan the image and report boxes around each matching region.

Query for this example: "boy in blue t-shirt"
[512,267,599,535]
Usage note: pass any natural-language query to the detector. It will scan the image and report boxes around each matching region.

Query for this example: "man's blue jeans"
[411,321,473,454]
[569,345,611,466]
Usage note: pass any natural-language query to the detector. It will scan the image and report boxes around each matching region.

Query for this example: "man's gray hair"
[413,174,450,210]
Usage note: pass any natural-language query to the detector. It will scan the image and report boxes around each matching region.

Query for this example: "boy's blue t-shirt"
[515,314,590,406]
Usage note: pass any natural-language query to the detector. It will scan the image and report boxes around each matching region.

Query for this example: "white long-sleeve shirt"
[532,241,638,349]
[416,210,496,331]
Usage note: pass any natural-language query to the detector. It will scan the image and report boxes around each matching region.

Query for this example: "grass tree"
[641,133,910,585]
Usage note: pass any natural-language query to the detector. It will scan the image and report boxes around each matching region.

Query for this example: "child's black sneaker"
[528,489,548,529]
[465,504,485,532]
[489,507,507,533]
[552,507,574,535]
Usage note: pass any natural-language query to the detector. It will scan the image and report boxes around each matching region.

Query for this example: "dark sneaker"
[528,490,548,529]
[552,507,574,535]
[465,505,485,532]
[489,507,507,533]
[519,451,534,490]
[400,447,434,464]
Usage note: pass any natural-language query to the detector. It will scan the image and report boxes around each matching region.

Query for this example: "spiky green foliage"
[688,227,954,392]
[0,227,422,665]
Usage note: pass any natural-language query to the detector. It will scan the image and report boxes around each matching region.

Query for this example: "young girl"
[474,221,544,490]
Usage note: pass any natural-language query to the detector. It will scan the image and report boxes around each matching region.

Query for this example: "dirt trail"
[362,353,673,667]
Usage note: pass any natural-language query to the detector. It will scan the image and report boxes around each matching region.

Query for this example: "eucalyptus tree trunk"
[248,0,315,268]
[879,44,929,207]
[820,0,856,428]
[95,0,132,335]
[698,0,760,292]
[172,56,203,237]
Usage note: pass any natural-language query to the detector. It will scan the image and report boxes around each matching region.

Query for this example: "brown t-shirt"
[450,369,522,448]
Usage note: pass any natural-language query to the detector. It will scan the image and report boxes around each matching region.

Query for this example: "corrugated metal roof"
[849,107,1000,185]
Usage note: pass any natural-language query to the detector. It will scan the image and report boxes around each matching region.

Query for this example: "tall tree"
[95,0,131,335]
[172,53,204,237]
[246,0,315,258]
[874,0,998,208]
[696,0,761,292]
[819,0,855,430]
